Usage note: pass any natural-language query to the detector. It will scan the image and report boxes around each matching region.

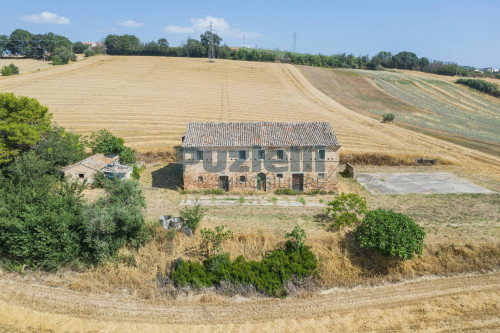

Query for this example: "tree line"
[1,28,497,78]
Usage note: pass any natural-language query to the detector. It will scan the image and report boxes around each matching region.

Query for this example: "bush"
[180,201,207,231]
[51,47,76,65]
[0,152,85,270]
[326,193,367,229]
[81,179,147,263]
[275,188,300,195]
[171,227,317,297]
[354,209,425,261]
[131,165,142,180]
[1,63,19,76]
[382,113,395,123]
[456,78,500,97]
[200,225,233,255]
[86,129,136,165]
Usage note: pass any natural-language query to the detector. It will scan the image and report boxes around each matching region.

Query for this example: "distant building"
[182,122,341,192]
[62,154,132,183]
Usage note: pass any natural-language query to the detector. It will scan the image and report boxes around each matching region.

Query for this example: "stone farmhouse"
[62,153,132,183]
[182,122,341,192]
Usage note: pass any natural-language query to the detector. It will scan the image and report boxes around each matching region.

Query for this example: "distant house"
[62,154,132,183]
[182,122,341,192]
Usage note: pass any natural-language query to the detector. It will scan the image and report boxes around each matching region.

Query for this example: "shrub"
[456,78,500,97]
[171,227,317,297]
[354,209,425,261]
[200,225,233,256]
[382,113,395,123]
[275,188,299,195]
[0,152,85,270]
[1,63,19,76]
[131,165,142,180]
[86,129,136,165]
[179,201,207,231]
[51,47,76,65]
[81,179,147,263]
[326,193,367,229]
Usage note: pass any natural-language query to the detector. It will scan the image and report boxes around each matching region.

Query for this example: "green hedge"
[171,240,317,297]
[456,78,500,97]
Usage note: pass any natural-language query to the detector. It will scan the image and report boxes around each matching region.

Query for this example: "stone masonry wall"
[183,147,340,192]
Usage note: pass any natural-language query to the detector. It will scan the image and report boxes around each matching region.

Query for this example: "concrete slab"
[357,172,493,195]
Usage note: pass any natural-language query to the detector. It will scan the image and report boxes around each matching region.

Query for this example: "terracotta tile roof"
[182,122,341,148]
[62,154,119,172]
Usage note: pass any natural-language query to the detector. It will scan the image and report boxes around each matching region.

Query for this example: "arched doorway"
[256,173,266,191]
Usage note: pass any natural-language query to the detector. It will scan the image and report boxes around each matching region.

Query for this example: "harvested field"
[1,55,499,186]
[299,66,500,155]
[0,57,53,76]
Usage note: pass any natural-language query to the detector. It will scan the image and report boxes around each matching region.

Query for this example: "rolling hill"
[1,55,499,185]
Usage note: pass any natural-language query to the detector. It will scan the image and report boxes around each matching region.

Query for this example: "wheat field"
[1,55,499,185]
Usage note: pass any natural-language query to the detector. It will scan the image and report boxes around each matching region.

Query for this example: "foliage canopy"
[354,209,425,261]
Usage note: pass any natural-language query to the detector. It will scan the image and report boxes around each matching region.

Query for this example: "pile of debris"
[159,215,191,236]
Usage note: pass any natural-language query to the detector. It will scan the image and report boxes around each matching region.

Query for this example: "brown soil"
[0,272,498,332]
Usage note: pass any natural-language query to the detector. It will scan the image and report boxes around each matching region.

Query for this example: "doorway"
[219,176,229,192]
[292,174,304,191]
[256,173,266,191]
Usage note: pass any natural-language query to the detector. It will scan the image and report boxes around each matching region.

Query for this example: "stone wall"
[183,147,340,192]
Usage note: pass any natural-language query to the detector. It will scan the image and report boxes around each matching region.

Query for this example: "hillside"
[298,66,500,156]
[0,55,500,186]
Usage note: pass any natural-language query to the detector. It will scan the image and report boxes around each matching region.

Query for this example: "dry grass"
[340,150,453,166]
[69,225,500,300]
[0,57,52,76]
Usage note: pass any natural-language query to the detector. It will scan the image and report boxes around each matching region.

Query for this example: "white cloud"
[164,25,194,34]
[119,20,144,27]
[164,15,259,38]
[21,11,70,25]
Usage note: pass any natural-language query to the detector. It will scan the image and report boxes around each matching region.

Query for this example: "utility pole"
[208,20,215,63]
[292,32,297,53]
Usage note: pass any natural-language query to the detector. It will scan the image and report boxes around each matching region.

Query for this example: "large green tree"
[0,93,52,163]
[0,35,8,57]
[8,29,33,56]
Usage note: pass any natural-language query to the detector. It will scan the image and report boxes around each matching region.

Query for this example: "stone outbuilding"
[62,153,132,183]
[182,121,341,192]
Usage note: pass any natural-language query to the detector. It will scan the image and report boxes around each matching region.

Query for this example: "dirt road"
[0,272,498,332]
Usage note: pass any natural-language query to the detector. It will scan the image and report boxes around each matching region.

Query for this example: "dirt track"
[0,272,498,332]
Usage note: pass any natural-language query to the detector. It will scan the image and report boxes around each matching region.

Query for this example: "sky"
[1,0,499,68]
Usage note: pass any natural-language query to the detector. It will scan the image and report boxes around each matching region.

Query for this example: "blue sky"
[2,0,499,68]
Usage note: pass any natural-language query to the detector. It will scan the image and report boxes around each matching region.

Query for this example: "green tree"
[0,151,85,270]
[51,46,75,65]
[104,34,142,55]
[73,41,88,54]
[86,129,136,165]
[157,38,169,54]
[0,93,52,163]
[326,193,367,229]
[33,126,87,173]
[81,179,147,263]
[0,35,8,57]
[8,29,32,56]
[182,38,206,57]
[355,209,426,261]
